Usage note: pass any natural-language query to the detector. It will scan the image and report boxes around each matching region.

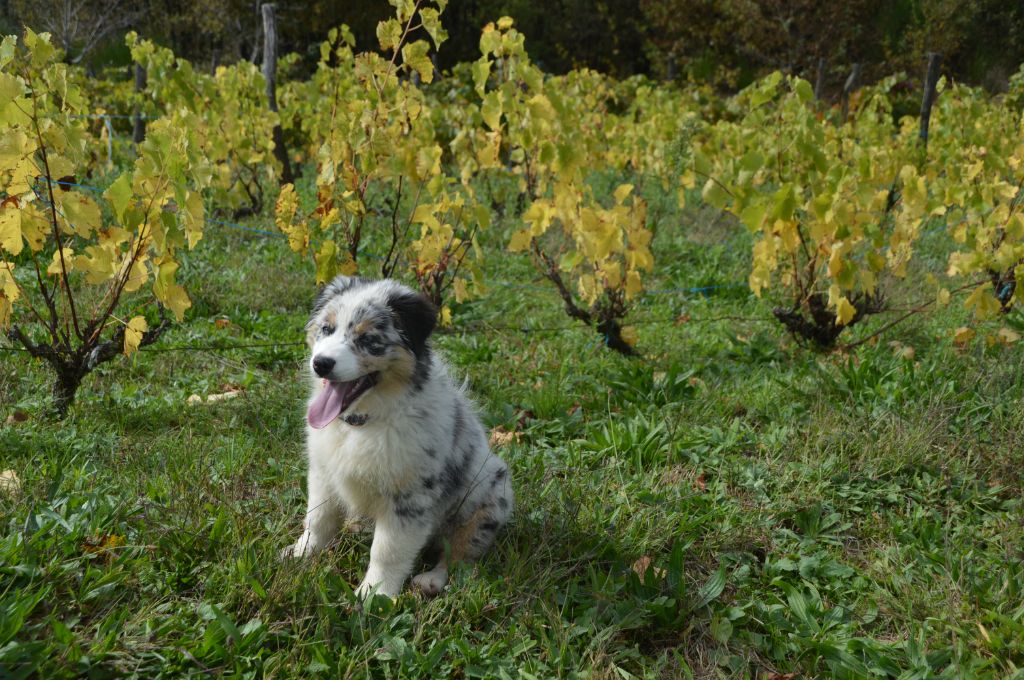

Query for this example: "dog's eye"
[320,324,335,336]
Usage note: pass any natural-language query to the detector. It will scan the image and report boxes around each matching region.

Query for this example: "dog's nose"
[312,356,335,377]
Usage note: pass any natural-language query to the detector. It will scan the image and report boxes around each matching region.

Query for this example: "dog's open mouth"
[307,372,380,429]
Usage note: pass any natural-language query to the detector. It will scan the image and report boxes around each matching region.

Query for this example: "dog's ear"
[387,290,436,357]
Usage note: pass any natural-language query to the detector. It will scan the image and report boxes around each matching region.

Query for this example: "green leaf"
[771,184,797,221]
[376,18,403,52]
[794,78,814,103]
[104,174,133,225]
[481,91,502,131]
[402,40,433,84]
[693,566,726,609]
[701,178,729,210]
[419,8,448,49]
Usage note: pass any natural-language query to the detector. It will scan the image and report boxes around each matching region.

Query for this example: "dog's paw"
[355,579,399,602]
[411,570,448,597]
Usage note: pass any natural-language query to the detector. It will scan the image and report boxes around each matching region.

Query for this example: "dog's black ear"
[387,290,436,357]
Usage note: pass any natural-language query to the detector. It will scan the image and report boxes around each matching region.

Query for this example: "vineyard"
[2,1,1024,677]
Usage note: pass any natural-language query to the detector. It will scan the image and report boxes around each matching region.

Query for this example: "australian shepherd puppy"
[283,276,513,598]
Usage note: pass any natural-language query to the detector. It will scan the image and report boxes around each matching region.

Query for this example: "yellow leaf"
[508,229,533,252]
[620,325,638,347]
[496,16,514,30]
[154,260,191,321]
[964,284,1001,318]
[76,244,117,284]
[46,248,75,276]
[834,296,856,326]
[998,327,1021,344]
[0,263,19,328]
[123,315,147,356]
[439,306,452,327]
[57,191,102,237]
[953,326,975,346]
[613,184,634,204]
[0,205,22,255]
[936,288,950,307]
[625,270,642,298]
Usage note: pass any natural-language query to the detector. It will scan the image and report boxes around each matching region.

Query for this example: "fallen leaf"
[187,387,243,405]
[0,470,21,497]
[214,318,232,330]
[675,312,691,326]
[888,340,916,360]
[83,533,125,557]
[998,327,1021,344]
[631,556,666,584]
[515,409,535,429]
[693,473,707,492]
[953,326,975,348]
[5,410,28,425]
[205,389,242,403]
[489,426,522,447]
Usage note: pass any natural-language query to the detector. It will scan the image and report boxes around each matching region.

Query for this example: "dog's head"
[304,276,437,428]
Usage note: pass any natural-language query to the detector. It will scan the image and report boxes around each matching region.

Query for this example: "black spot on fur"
[490,468,507,487]
[308,275,369,327]
[421,475,437,490]
[451,403,465,449]
[387,290,436,358]
[410,349,431,391]
[498,497,509,510]
[480,520,500,532]
[355,332,387,356]
[423,447,437,458]
[439,449,470,500]
[392,492,427,520]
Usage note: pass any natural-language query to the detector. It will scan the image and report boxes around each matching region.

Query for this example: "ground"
[2,194,1023,678]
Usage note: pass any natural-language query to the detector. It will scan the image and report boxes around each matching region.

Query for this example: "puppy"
[284,276,513,599]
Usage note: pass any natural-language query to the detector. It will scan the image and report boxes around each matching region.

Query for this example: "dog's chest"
[307,417,434,514]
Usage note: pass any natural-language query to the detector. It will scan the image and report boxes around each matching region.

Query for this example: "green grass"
[2,196,1024,679]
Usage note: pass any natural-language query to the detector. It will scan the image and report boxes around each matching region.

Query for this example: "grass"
[2,189,1024,678]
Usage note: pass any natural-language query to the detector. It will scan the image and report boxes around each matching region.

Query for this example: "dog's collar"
[344,413,369,426]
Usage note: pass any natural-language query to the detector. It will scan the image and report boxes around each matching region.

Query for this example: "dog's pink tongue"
[307,381,348,429]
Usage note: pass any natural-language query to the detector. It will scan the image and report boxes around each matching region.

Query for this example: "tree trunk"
[597,319,638,357]
[262,3,294,185]
[840,63,861,124]
[919,52,942,147]
[133,63,147,144]
[813,57,827,101]
[51,364,84,418]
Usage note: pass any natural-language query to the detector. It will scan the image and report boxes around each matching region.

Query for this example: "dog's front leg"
[356,511,432,599]
[288,467,341,558]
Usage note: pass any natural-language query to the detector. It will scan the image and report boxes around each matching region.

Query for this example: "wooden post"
[132,63,146,144]
[262,3,294,185]
[919,52,942,147]
[813,57,827,101]
[840,63,861,124]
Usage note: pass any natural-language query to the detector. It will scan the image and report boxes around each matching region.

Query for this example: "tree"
[9,0,139,64]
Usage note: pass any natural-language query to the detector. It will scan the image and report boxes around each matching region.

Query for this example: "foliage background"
[2,0,1023,89]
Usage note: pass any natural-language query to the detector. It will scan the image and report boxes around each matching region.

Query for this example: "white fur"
[284,278,513,600]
